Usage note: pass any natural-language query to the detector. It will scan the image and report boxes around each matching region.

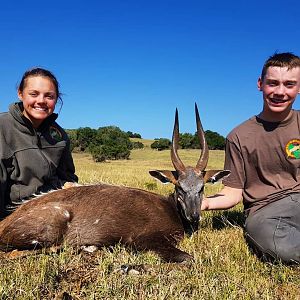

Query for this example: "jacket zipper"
[36,130,52,177]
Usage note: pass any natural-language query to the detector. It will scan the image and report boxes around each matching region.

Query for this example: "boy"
[202,52,300,264]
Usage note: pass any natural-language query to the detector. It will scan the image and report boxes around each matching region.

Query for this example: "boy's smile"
[257,66,300,122]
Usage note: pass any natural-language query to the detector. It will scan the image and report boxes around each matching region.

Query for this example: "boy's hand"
[201,198,209,211]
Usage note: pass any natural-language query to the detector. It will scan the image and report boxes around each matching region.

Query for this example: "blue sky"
[1,0,300,139]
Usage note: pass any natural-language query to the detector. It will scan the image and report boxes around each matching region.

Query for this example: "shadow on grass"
[211,210,245,230]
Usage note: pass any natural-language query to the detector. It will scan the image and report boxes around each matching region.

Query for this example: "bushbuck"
[0,104,229,263]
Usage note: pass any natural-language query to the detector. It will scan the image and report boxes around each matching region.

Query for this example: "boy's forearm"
[202,186,243,211]
[204,195,237,210]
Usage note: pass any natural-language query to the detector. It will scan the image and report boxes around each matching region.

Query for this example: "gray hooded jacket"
[0,102,78,218]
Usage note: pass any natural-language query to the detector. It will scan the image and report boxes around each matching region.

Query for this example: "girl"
[0,68,78,219]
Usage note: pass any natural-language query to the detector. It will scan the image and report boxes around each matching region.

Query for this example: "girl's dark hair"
[18,67,63,104]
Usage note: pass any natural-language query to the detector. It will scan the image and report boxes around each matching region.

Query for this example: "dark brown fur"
[0,184,192,262]
[0,104,230,263]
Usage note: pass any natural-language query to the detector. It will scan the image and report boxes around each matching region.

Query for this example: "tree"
[127,131,142,138]
[65,129,78,152]
[180,130,225,150]
[151,138,171,151]
[179,133,195,149]
[76,127,97,151]
[89,126,133,161]
[204,130,225,150]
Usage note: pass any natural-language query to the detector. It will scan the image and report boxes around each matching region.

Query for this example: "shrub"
[131,141,144,149]
[76,127,97,151]
[151,138,171,151]
[89,126,132,161]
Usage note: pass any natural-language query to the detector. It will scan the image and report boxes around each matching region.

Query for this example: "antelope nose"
[190,212,200,223]
[190,213,200,232]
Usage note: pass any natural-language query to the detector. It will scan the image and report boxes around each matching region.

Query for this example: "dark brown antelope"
[0,104,229,263]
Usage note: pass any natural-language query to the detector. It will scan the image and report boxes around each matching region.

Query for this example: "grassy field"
[0,147,299,299]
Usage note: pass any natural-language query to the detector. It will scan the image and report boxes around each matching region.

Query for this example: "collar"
[9,102,58,132]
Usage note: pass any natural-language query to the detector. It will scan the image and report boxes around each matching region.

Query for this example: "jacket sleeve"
[0,159,8,219]
[57,138,78,184]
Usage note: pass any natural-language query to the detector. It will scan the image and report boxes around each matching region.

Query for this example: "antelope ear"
[149,170,178,184]
[203,170,231,184]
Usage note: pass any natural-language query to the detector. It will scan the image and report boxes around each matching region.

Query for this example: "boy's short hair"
[261,52,300,80]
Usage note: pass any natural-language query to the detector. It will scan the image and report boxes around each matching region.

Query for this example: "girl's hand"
[63,182,79,189]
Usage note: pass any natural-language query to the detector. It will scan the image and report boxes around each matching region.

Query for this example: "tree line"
[151,130,225,151]
[66,127,225,162]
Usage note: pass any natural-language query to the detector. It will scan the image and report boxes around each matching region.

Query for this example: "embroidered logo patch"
[49,126,63,142]
[286,139,300,159]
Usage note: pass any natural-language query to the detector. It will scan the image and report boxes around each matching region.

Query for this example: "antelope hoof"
[175,253,194,263]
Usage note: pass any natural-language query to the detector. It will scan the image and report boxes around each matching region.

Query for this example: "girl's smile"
[18,76,57,128]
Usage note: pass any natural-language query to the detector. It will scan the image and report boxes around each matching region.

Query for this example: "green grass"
[0,148,299,299]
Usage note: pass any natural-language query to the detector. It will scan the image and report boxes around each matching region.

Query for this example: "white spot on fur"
[64,210,70,219]
[54,206,61,210]
[81,245,98,253]
[31,240,39,245]
[93,219,100,224]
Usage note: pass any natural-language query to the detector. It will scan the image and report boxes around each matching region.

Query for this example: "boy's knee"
[245,217,276,254]
[274,244,300,264]
[245,197,300,264]
[245,231,300,264]
[244,232,276,262]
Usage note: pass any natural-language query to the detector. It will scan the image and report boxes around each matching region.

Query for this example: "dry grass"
[0,148,299,299]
